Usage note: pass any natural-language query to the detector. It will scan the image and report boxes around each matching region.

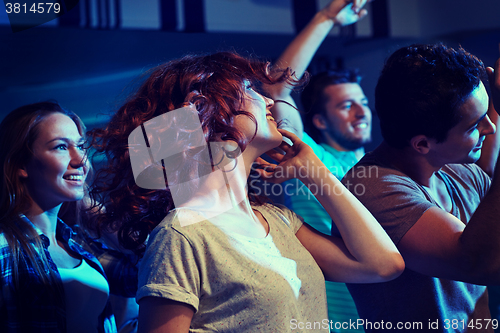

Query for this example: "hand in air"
[322,0,372,26]
[487,49,500,116]
[254,129,319,184]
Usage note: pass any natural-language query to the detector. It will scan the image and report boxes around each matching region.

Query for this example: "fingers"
[487,55,500,114]
[487,66,494,83]
[278,129,300,143]
[277,140,293,152]
[254,157,276,169]
[322,0,349,19]
[253,159,276,177]
[351,0,359,12]
[493,58,500,85]
[352,0,367,13]
[253,167,276,181]
[264,137,295,162]
[327,0,369,26]
[264,149,285,162]
[252,159,282,183]
[254,157,267,166]
[358,8,368,19]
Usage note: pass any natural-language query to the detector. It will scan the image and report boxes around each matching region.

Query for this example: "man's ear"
[312,114,328,131]
[410,135,431,154]
[18,167,28,178]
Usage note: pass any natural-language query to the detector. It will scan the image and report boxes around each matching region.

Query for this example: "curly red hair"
[88,52,303,253]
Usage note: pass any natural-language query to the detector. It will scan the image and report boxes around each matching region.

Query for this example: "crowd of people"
[2,0,500,332]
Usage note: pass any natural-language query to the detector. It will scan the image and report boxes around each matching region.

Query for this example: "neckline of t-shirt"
[172,204,272,241]
[435,170,459,217]
[58,258,84,271]
[419,171,458,216]
[214,205,272,242]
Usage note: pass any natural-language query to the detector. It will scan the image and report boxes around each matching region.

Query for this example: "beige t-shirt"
[137,203,328,332]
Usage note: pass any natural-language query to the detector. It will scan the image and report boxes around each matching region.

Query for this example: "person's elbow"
[371,253,405,282]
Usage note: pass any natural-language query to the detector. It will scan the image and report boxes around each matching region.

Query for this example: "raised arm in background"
[476,62,500,177]
[265,0,371,138]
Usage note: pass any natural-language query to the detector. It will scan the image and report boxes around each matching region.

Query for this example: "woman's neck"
[25,203,61,240]
[177,150,267,229]
[179,170,251,216]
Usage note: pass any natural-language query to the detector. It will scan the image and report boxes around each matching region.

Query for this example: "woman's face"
[21,113,88,209]
[234,81,282,151]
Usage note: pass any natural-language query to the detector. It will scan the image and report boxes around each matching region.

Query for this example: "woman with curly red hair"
[88,51,403,332]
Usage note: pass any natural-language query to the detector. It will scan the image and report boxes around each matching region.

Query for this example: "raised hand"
[487,55,500,116]
[254,129,323,183]
[321,0,371,26]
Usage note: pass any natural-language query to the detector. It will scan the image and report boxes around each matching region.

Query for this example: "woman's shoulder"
[150,209,219,240]
[0,232,15,270]
[145,209,233,260]
[255,202,290,217]
[156,208,211,228]
[0,216,34,250]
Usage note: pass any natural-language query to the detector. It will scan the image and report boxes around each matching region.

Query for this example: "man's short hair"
[301,69,362,143]
[375,43,487,149]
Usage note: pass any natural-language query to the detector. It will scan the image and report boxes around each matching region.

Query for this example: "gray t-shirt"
[137,203,328,332]
[342,151,491,333]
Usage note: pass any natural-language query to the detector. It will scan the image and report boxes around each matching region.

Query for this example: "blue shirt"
[284,133,364,333]
[0,215,117,333]
[285,132,361,235]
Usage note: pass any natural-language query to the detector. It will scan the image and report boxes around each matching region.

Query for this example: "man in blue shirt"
[265,0,372,331]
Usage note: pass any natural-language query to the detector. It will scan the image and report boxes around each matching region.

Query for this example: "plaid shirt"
[0,215,117,333]
[70,224,139,298]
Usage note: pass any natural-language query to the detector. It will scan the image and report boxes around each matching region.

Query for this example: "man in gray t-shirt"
[342,43,500,332]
